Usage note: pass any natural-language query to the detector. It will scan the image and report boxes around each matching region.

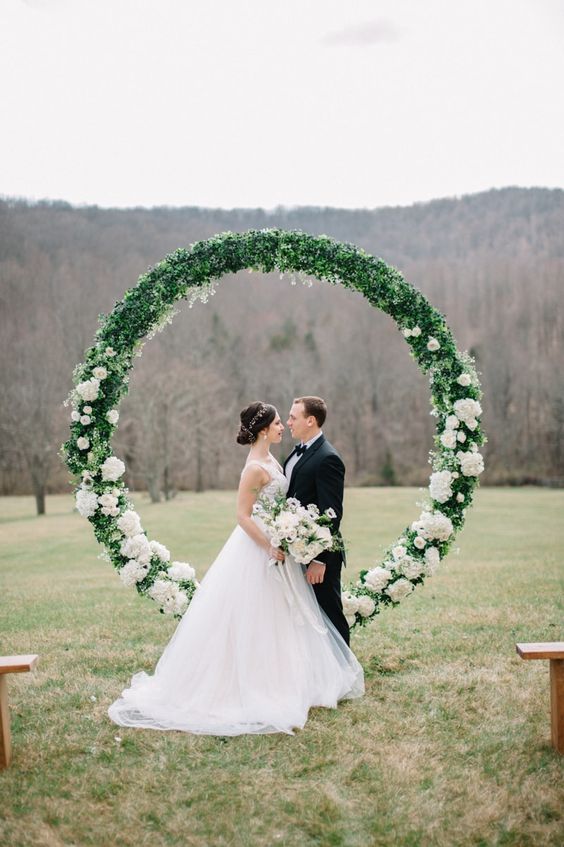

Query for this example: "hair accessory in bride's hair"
[248,403,268,435]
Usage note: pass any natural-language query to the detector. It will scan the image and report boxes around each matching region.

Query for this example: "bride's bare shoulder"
[239,461,270,484]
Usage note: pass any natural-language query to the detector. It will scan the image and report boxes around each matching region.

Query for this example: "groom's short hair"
[294,396,327,427]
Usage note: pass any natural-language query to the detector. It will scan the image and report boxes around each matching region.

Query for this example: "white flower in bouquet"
[418,510,453,541]
[456,492,465,502]
[120,533,152,565]
[101,456,125,481]
[456,373,472,387]
[402,328,412,338]
[345,614,357,628]
[150,540,171,563]
[385,578,414,602]
[76,488,99,517]
[357,595,376,617]
[411,326,422,337]
[105,347,116,357]
[456,430,467,443]
[456,450,484,477]
[395,555,425,580]
[429,470,453,504]
[445,414,460,429]
[454,398,482,425]
[413,535,426,550]
[325,507,337,519]
[77,436,90,451]
[363,566,392,592]
[167,561,196,582]
[470,443,479,453]
[148,579,189,616]
[392,544,407,561]
[83,406,92,414]
[439,429,457,449]
[342,592,360,616]
[289,539,310,563]
[307,504,320,518]
[316,525,333,545]
[427,337,440,351]
[276,513,300,540]
[424,546,441,574]
[117,510,142,537]
[466,418,478,431]
[71,410,80,422]
[92,366,108,380]
[119,560,148,586]
[106,409,119,425]
[80,415,91,425]
[76,378,100,402]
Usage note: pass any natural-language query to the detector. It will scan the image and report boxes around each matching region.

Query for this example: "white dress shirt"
[284,430,323,481]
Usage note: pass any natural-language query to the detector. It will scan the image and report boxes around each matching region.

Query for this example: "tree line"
[1,186,563,513]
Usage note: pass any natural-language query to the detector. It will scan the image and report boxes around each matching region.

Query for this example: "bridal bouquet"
[253,492,342,565]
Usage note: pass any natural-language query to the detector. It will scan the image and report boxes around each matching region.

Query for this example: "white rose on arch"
[429,470,453,504]
[453,398,482,426]
[415,510,454,542]
[356,595,376,617]
[101,456,126,482]
[117,510,143,537]
[362,566,392,592]
[76,488,98,517]
[385,578,414,602]
[76,378,100,402]
[457,450,485,477]
[440,430,457,449]
[167,561,196,582]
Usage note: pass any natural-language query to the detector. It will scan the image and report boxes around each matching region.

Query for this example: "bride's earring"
[263,433,267,440]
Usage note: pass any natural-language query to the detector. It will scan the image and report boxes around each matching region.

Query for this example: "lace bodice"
[242,457,288,501]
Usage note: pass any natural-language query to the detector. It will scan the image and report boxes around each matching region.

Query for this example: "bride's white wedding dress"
[107,456,364,735]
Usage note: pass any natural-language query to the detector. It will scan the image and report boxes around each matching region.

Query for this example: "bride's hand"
[269,545,285,563]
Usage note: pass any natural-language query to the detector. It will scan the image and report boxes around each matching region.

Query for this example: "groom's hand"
[306,561,326,585]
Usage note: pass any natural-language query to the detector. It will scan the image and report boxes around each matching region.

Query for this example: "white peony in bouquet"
[252,492,342,565]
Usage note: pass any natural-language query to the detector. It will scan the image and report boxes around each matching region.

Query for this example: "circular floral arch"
[62,229,485,631]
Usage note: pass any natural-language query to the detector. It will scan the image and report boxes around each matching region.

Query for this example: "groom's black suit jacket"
[283,435,350,645]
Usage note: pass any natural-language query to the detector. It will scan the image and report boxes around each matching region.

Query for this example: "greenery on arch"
[62,228,486,629]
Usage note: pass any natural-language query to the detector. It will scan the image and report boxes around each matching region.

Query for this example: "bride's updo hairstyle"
[237,402,276,445]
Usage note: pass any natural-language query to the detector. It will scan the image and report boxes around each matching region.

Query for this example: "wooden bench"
[0,654,39,769]
[516,642,564,754]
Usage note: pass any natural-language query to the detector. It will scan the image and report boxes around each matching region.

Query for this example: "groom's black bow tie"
[295,443,307,456]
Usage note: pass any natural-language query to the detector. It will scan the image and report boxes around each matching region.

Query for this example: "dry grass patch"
[0,488,563,847]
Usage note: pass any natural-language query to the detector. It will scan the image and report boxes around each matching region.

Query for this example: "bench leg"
[550,659,564,754]
[0,675,11,768]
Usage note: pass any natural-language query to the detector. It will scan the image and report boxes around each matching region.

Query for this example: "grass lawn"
[0,487,563,847]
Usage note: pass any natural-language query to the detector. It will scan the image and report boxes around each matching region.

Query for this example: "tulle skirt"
[107,522,364,736]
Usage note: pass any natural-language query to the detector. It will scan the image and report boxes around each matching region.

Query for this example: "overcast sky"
[1,0,563,209]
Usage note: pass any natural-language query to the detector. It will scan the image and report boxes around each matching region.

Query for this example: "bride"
[108,401,364,736]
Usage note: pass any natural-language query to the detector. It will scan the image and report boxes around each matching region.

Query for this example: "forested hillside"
[1,187,562,507]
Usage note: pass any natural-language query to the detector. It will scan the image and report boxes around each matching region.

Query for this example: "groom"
[284,396,350,645]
